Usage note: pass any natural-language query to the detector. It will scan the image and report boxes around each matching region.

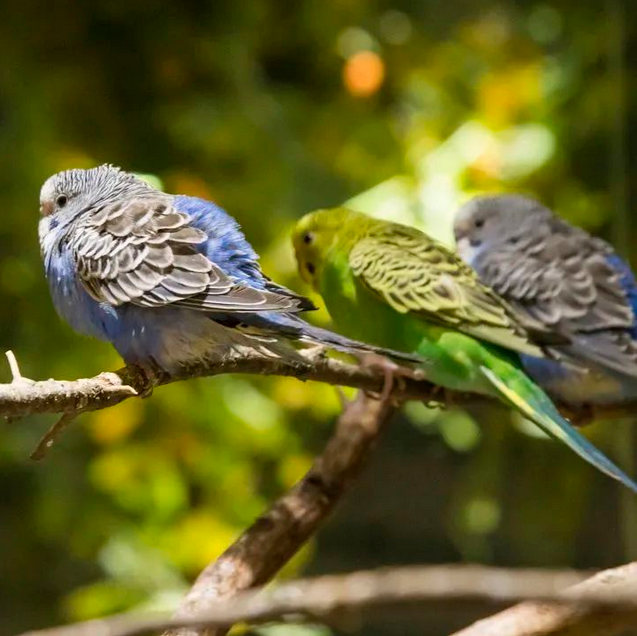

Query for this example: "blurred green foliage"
[0,1,634,634]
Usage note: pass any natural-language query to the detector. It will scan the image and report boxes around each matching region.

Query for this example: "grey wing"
[475,218,637,376]
[71,196,310,313]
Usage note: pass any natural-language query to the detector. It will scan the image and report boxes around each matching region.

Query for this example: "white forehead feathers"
[40,164,156,204]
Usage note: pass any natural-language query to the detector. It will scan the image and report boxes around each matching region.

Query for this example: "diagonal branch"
[167,390,397,636]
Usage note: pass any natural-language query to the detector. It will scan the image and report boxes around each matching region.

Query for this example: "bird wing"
[71,196,310,313]
[348,224,544,357]
[474,218,637,376]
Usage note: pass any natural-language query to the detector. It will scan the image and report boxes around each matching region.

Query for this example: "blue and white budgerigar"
[454,194,637,407]
[38,165,416,375]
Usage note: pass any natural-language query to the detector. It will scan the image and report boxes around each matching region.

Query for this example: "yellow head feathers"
[292,208,373,290]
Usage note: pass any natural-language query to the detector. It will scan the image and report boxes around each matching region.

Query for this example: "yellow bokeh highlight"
[87,399,143,445]
[278,453,313,488]
[64,582,142,622]
[90,449,138,492]
[272,376,341,418]
[164,511,238,572]
[478,64,542,127]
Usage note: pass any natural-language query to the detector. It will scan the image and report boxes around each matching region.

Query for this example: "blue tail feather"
[481,366,637,493]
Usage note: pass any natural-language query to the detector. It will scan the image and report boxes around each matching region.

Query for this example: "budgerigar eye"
[474,218,484,228]
[56,194,68,208]
[303,232,314,245]
[509,236,519,245]
[306,262,316,275]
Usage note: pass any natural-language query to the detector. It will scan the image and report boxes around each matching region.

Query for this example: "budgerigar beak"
[40,200,54,217]
[452,218,470,243]
[454,235,472,260]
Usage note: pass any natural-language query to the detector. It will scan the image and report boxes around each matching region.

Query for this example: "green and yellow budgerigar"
[292,207,637,493]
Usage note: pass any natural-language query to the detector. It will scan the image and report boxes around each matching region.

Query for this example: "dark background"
[0,1,635,634]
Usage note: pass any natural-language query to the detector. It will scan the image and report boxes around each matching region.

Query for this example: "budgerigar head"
[39,164,157,227]
[453,194,552,263]
[292,207,370,291]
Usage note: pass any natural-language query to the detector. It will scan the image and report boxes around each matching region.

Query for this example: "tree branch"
[0,349,436,420]
[19,563,637,636]
[11,349,637,636]
[2,348,632,427]
[452,561,637,636]
[6,340,637,636]
[167,390,397,636]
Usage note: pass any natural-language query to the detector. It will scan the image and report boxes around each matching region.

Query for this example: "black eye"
[56,194,68,208]
[509,236,519,245]
[303,232,314,245]
[306,262,316,275]
[474,218,484,228]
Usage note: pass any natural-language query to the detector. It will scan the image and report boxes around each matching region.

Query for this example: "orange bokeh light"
[343,51,385,97]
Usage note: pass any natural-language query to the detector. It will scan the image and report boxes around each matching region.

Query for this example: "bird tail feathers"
[480,365,637,493]
[239,312,422,363]
[294,321,423,363]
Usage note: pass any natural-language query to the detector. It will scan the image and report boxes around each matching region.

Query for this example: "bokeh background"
[0,1,635,634]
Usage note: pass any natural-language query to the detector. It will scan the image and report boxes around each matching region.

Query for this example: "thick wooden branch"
[452,561,637,636]
[0,349,437,420]
[167,390,397,636]
[19,563,637,636]
[1,348,631,426]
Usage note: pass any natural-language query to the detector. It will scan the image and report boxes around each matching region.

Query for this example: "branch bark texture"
[167,391,397,636]
[452,561,637,636]
[2,349,630,424]
[0,350,435,419]
[20,563,637,636]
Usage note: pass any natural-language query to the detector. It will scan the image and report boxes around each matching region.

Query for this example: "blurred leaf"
[64,582,146,621]
[87,399,144,445]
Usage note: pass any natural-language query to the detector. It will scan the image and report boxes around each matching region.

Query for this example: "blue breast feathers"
[43,243,121,343]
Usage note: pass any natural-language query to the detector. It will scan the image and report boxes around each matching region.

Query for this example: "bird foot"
[359,353,413,405]
[131,360,167,398]
[423,383,450,409]
[557,402,595,427]
[302,344,330,363]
